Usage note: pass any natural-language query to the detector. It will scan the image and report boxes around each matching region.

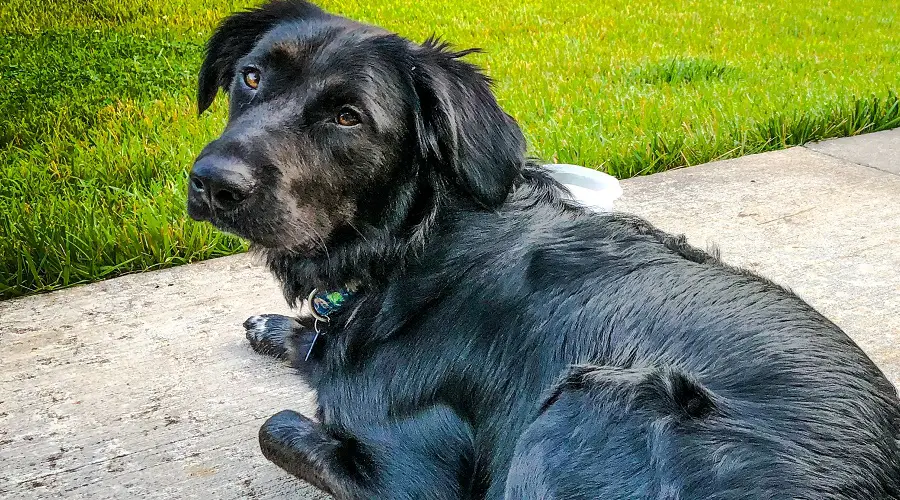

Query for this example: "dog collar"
[308,288,355,322]
[304,287,355,361]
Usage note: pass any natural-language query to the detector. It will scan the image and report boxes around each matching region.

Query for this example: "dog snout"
[188,155,255,216]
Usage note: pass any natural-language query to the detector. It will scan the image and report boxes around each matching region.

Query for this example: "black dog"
[187,1,900,497]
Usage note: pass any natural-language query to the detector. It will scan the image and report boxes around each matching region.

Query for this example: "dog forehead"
[250,17,389,67]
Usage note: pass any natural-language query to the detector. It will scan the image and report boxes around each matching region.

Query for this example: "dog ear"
[410,38,526,208]
[197,0,325,114]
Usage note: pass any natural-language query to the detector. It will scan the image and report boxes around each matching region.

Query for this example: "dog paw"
[259,410,320,474]
[260,410,317,445]
[244,314,299,358]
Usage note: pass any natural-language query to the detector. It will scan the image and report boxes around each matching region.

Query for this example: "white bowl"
[543,164,623,212]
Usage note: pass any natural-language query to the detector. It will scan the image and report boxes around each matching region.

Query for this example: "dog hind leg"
[260,405,475,499]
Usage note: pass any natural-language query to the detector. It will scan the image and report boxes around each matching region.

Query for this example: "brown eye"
[336,107,361,127]
[242,68,260,90]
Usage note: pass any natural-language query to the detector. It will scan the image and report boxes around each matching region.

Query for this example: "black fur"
[191,2,900,498]
[197,0,327,114]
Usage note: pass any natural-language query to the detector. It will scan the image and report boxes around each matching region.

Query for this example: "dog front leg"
[243,313,321,367]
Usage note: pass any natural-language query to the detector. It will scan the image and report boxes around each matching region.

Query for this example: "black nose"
[188,155,254,212]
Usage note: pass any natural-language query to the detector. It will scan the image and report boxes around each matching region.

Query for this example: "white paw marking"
[245,315,269,337]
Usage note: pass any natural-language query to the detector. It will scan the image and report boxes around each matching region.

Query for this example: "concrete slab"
[804,128,900,175]
[1,140,898,499]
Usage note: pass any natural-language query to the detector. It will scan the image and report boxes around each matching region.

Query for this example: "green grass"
[1,0,899,299]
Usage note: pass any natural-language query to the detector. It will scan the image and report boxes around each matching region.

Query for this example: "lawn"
[1,0,899,299]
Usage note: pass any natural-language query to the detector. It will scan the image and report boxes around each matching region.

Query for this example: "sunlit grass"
[1,0,899,298]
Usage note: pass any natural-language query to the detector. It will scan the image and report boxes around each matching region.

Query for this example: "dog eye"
[242,68,261,90]
[336,107,361,127]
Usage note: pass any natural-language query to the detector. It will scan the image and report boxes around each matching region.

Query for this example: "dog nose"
[189,156,254,211]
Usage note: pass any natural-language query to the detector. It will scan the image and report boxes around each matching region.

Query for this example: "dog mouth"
[199,213,326,257]
[186,197,255,243]
[186,197,323,260]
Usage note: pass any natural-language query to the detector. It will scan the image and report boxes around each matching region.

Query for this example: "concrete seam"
[800,145,900,178]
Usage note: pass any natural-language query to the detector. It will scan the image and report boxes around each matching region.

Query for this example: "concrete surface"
[0,258,325,499]
[805,128,900,175]
[1,134,898,499]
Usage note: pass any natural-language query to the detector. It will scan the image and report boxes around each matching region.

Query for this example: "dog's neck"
[260,163,563,308]
[260,172,449,307]
[260,232,405,307]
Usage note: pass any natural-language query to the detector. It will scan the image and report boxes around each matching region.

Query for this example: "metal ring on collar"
[307,288,331,323]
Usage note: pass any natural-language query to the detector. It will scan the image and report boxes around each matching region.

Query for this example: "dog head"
[188,0,525,256]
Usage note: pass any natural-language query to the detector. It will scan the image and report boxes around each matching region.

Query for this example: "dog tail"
[537,364,717,421]
[506,364,724,499]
